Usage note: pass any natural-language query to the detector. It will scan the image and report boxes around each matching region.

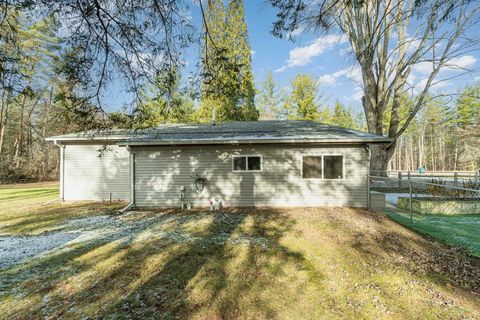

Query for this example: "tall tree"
[285,74,321,120]
[454,83,480,169]
[197,0,258,122]
[134,68,194,127]
[256,71,285,120]
[330,101,355,128]
[269,0,480,174]
[1,1,195,122]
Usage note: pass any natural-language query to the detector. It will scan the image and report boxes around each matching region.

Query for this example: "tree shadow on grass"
[1,208,324,319]
[99,208,314,319]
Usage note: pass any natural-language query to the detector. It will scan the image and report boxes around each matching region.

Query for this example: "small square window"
[324,155,343,179]
[233,156,262,172]
[248,156,261,171]
[302,156,322,179]
[233,157,247,171]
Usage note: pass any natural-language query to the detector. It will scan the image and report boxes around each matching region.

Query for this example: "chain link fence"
[368,172,480,223]
[367,171,480,256]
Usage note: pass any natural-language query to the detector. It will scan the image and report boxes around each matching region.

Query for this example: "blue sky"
[103,1,480,113]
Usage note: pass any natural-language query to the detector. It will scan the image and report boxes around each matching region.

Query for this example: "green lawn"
[0,182,123,235]
[383,207,480,257]
[0,185,479,319]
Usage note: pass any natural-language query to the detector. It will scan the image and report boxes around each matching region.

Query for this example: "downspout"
[366,144,371,209]
[120,146,135,213]
[54,140,65,202]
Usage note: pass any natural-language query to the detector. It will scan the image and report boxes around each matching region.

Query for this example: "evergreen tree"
[256,71,285,120]
[454,84,480,169]
[135,68,194,127]
[285,74,321,120]
[197,0,258,122]
[330,101,355,128]
[456,83,480,127]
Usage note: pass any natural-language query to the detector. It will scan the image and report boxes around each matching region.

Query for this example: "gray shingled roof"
[46,120,391,145]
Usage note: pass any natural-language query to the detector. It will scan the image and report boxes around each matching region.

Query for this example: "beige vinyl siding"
[63,144,130,201]
[133,144,368,208]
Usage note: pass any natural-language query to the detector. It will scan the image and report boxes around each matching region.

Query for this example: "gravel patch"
[0,232,79,269]
[0,212,269,270]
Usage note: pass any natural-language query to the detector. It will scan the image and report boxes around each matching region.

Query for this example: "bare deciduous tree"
[269,0,480,173]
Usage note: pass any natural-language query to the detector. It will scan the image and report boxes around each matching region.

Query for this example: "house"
[46,120,390,209]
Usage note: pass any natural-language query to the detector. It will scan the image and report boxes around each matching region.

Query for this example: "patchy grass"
[383,207,480,257]
[0,189,479,319]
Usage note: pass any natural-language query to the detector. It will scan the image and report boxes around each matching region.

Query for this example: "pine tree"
[285,74,321,120]
[456,84,480,127]
[256,71,285,120]
[226,0,257,120]
[330,101,355,128]
[454,84,480,169]
[197,0,258,122]
[135,68,194,127]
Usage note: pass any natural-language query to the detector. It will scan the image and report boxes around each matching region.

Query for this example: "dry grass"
[0,192,479,319]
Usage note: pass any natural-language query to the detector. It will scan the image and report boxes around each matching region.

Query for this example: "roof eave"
[45,136,129,142]
[118,138,391,146]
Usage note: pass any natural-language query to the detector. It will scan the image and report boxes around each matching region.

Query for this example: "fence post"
[398,172,402,188]
[407,171,411,189]
[454,172,458,184]
[408,174,413,224]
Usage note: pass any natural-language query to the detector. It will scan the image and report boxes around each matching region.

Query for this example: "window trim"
[232,155,263,172]
[301,154,345,180]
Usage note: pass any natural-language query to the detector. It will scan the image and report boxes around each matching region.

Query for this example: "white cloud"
[412,61,434,74]
[444,55,477,71]
[318,74,337,85]
[413,77,449,93]
[412,55,476,74]
[344,87,364,102]
[318,66,362,86]
[276,35,346,72]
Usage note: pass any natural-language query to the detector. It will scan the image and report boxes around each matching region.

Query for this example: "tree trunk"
[370,143,395,175]
[13,93,27,166]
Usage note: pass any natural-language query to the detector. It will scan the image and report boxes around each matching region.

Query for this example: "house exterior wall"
[132,144,369,208]
[63,143,130,201]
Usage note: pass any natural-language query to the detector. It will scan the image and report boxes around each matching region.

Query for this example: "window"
[323,155,343,179]
[302,155,344,180]
[233,157,247,171]
[233,155,262,172]
[302,156,322,179]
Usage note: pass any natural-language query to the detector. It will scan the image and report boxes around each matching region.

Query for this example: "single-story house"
[46,120,390,209]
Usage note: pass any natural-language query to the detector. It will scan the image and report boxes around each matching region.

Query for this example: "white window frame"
[301,154,345,180]
[232,155,263,172]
